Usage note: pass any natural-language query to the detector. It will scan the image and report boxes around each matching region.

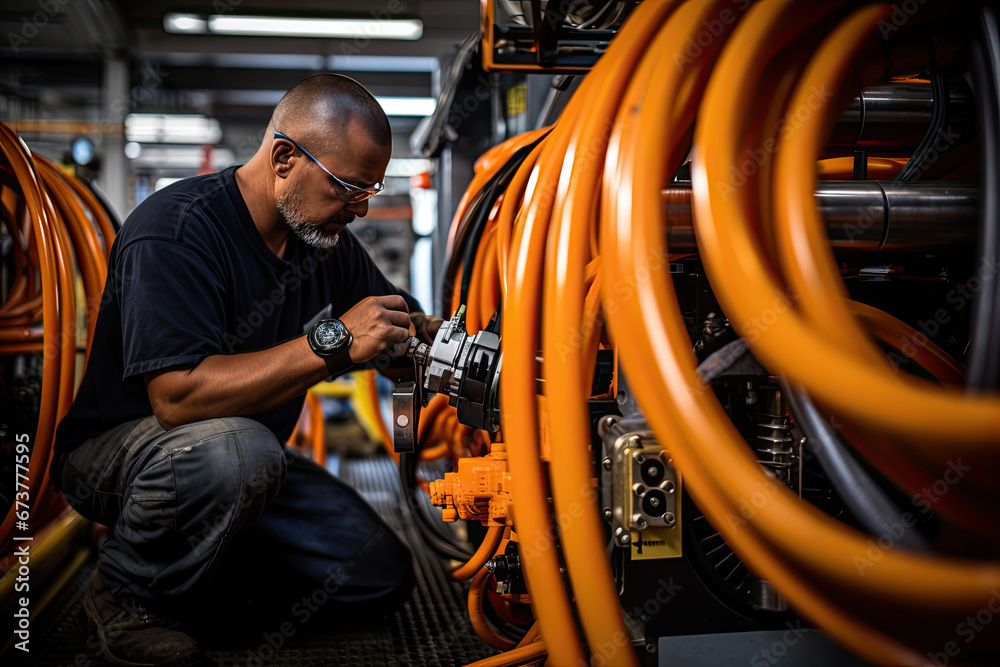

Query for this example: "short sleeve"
[117,239,227,379]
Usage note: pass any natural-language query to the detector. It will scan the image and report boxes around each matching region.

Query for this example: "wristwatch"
[307,318,354,377]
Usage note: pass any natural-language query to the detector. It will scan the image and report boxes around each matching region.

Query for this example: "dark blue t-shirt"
[53,166,418,479]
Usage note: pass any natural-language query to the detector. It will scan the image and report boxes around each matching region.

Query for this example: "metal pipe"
[828,83,974,153]
[663,181,977,252]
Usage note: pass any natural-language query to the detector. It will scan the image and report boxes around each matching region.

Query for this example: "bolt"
[615,528,630,545]
[486,556,510,579]
[663,512,676,526]
[646,644,656,654]
[694,340,705,351]
[396,414,409,428]
[648,495,661,509]
[645,463,660,478]
[602,457,612,471]
[628,434,642,448]
[603,508,612,522]
[636,517,648,530]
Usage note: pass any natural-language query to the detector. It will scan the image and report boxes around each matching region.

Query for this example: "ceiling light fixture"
[375,97,437,117]
[164,13,423,40]
[164,14,208,34]
[125,114,223,144]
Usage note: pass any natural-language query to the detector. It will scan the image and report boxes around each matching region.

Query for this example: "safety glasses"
[273,131,384,203]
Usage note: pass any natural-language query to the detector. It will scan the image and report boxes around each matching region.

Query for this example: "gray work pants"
[57,416,414,614]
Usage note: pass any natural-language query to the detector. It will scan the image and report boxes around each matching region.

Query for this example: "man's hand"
[340,295,412,364]
[410,312,444,345]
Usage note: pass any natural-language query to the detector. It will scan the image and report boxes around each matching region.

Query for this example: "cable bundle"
[436,1,1000,664]
[0,122,114,558]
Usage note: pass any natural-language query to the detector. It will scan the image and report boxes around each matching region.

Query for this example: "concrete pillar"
[100,57,130,220]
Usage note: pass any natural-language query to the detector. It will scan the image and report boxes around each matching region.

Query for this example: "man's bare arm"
[145,295,411,430]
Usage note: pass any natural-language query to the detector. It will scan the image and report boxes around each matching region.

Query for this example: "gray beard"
[277,186,341,249]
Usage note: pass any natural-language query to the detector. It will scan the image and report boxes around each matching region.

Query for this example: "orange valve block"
[429,444,511,525]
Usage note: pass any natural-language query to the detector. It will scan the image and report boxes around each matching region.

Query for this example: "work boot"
[83,572,205,667]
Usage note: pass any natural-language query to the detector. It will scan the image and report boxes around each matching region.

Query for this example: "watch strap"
[322,342,355,378]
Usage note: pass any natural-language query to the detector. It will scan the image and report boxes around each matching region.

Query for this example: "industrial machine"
[394,1,1000,666]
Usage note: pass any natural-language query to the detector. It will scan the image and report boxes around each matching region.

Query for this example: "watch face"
[314,320,347,352]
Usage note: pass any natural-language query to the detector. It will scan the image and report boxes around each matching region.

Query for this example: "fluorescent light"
[125,114,223,144]
[154,52,437,73]
[410,237,434,314]
[375,97,436,117]
[410,187,437,237]
[386,158,434,178]
[328,55,439,73]
[164,13,208,34]
[155,178,185,191]
[205,15,422,40]
[135,146,236,170]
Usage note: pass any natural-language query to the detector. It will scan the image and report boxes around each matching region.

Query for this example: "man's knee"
[172,417,285,506]
[123,418,286,539]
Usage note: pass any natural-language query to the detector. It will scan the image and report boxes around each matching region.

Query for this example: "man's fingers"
[376,294,409,312]
[386,309,412,329]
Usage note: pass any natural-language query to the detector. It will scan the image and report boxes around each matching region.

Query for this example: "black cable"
[780,381,930,553]
[399,452,473,562]
[441,130,550,311]
[84,178,122,232]
[411,32,480,158]
[457,140,538,305]
[967,4,1000,390]
[693,344,929,550]
[440,183,491,310]
[895,71,950,181]
[696,339,749,384]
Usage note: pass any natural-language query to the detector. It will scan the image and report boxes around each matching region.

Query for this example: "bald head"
[270,73,392,158]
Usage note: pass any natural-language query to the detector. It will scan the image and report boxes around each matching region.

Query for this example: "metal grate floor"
[12,455,497,667]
